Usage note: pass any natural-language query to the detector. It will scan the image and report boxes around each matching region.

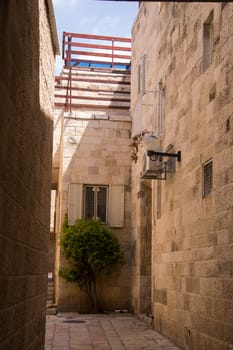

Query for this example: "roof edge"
[46,0,60,55]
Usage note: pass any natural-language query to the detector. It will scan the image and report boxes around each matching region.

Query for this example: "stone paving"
[45,313,182,350]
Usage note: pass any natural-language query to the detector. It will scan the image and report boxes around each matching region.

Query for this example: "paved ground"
[45,313,182,350]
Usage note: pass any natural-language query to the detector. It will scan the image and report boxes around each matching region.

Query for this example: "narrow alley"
[45,313,181,350]
[1,2,233,350]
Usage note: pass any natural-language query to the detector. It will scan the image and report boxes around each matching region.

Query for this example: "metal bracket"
[147,150,181,162]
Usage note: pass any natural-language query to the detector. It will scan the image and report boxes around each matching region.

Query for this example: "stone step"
[47,280,55,306]
[46,279,57,315]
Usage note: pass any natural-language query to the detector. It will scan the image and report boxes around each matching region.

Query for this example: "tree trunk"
[85,270,98,313]
[92,273,97,313]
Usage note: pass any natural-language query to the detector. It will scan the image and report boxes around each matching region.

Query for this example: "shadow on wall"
[0,2,53,349]
[55,80,132,312]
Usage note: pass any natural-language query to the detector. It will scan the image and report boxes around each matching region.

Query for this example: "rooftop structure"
[55,32,131,112]
[53,32,132,312]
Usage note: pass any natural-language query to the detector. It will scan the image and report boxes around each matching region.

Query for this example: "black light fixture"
[141,150,181,180]
[147,150,181,162]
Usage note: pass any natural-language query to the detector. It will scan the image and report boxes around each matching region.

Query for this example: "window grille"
[84,185,108,223]
[202,160,213,198]
[138,54,146,95]
[142,54,146,95]
[68,183,124,227]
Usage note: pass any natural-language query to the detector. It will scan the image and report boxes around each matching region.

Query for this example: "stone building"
[131,2,233,350]
[52,33,132,312]
[0,1,59,349]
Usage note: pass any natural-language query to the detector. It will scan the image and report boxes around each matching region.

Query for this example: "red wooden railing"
[55,32,131,112]
[62,32,131,69]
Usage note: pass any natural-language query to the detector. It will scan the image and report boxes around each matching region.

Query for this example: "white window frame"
[68,183,124,227]
[108,184,124,228]
[83,185,108,224]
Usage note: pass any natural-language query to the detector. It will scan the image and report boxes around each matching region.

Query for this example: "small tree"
[59,216,124,313]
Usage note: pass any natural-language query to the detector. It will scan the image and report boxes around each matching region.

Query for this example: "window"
[138,64,141,94]
[202,159,213,198]
[68,183,124,227]
[158,82,164,135]
[142,54,146,95]
[138,54,146,95]
[203,12,214,71]
[84,185,108,223]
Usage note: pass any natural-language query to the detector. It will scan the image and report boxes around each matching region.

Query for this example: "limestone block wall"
[131,3,233,349]
[54,68,132,312]
[130,3,158,315]
[39,0,57,116]
[0,1,57,349]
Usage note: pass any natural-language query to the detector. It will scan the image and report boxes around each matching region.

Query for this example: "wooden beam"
[55,102,130,110]
[55,94,130,103]
[70,50,131,60]
[55,85,130,94]
[67,58,130,67]
[55,76,130,85]
[64,41,131,52]
[63,32,131,43]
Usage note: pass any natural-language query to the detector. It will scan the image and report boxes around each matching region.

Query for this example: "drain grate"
[63,320,85,324]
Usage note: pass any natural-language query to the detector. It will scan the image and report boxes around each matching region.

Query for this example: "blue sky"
[53,0,138,74]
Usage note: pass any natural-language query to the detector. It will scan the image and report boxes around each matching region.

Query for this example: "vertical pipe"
[67,35,72,68]
[69,67,72,113]
[112,39,114,68]
[62,32,65,60]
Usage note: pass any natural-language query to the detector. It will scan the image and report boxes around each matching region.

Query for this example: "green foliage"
[129,129,149,163]
[59,216,124,312]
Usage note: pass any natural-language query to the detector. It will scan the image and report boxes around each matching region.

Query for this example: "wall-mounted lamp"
[147,150,181,162]
[141,150,181,180]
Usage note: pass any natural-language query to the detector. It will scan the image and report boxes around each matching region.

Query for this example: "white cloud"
[79,15,120,36]
[80,16,97,27]
[92,16,120,35]
[102,16,120,26]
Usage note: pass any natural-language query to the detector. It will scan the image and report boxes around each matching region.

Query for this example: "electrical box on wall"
[141,151,166,180]
[141,149,181,180]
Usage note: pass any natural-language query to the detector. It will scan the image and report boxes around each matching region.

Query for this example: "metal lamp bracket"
[147,150,181,162]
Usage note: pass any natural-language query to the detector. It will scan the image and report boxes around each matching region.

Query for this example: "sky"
[53,0,139,75]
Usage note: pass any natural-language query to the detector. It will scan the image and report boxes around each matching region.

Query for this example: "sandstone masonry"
[0,1,59,349]
[131,3,233,350]
[53,59,132,312]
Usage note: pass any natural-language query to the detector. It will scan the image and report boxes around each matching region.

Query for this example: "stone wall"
[0,1,57,349]
[54,67,132,312]
[131,3,233,349]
